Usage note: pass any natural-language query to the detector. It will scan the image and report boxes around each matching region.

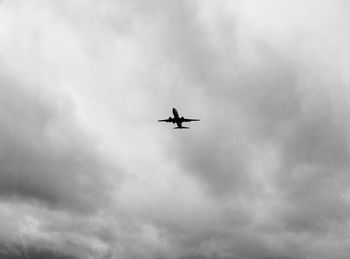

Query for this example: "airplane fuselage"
[172,108,184,128]
[172,108,179,120]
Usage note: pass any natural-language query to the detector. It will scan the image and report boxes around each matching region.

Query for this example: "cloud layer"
[1,0,350,258]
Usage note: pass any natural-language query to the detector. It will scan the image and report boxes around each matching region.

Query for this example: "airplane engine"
[181,116,184,121]
[169,117,173,123]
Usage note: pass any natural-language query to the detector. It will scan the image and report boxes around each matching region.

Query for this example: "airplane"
[158,108,200,129]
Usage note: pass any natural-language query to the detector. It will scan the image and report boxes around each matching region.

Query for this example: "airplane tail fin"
[174,127,190,129]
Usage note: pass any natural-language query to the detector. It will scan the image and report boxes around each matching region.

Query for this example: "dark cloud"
[273,99,350,236]
[0,244,79,259]
[0,70,120,213]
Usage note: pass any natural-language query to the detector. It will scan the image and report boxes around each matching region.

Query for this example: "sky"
[1,0,350,258]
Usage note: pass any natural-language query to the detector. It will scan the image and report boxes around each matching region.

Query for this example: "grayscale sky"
[1,0,350,258]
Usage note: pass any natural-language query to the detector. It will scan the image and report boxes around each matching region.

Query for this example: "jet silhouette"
[158,108,200,129]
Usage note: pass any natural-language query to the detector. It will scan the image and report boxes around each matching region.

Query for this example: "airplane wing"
[182,118,200,122]
[158,118,172,122]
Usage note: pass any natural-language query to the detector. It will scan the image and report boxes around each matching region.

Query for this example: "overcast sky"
[1,0,350,258]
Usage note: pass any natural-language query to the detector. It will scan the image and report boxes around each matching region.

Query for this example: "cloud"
[0,69,119,213]
[0,244,79,259]
[1,0,350,258]
[0,67,122,257]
